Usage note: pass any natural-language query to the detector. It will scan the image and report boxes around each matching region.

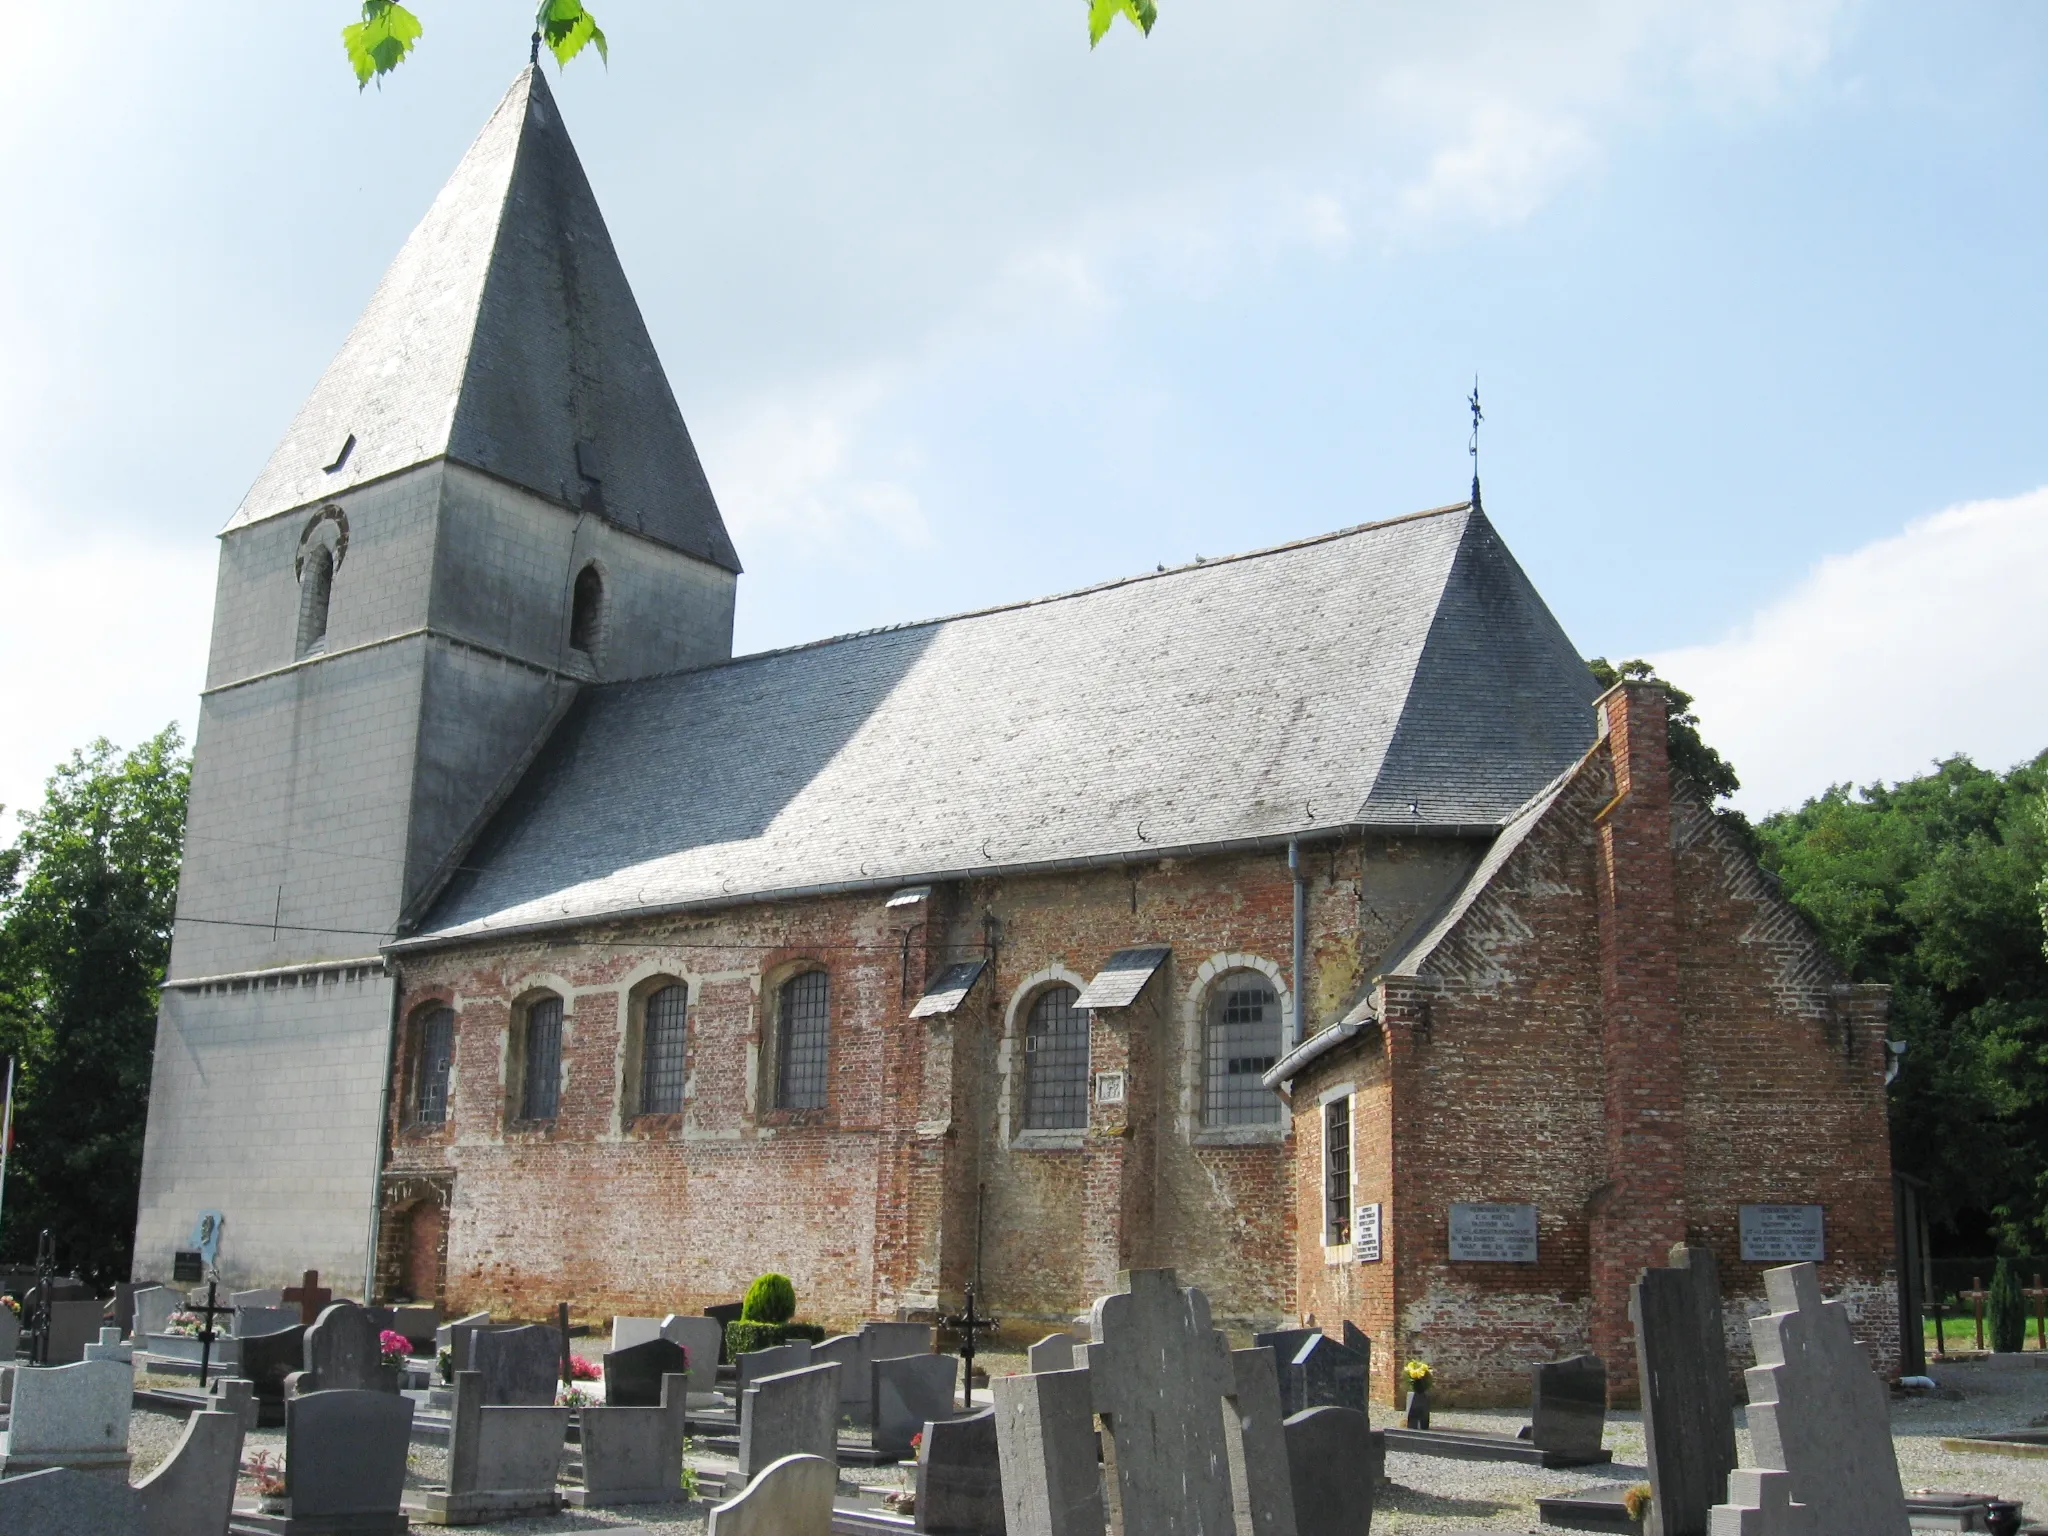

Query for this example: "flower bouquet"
[379,1329,412,1367]
[1402,1359,1433,1429]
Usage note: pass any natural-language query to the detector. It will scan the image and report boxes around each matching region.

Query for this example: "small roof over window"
[908,959,988,1019]
[1074,947,1171,1011]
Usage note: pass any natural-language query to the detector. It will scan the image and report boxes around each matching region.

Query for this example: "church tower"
[133,68,739,1290]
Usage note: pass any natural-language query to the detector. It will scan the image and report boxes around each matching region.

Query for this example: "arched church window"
[1203,972,1282,1127]
[774,970,830,1110]
[1023,984,1089,1131]
[519,995,563,1122]
[411,1006,455,1126]
[569,564,605,655]
[296,542,334,657]
[639,983,688,1115]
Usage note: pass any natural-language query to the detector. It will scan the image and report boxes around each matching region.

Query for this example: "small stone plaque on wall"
[1356,1202,1383,1264]
[1448,1202,1538,1263]
[1094,1071,1126,1105]
[1739,1203,1826,1262]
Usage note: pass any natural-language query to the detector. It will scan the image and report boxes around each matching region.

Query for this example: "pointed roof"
[401,502,1603,949]
[227,68,740,572]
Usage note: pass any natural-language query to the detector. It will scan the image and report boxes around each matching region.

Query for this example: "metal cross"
[1468,377,1484,510]
[938,1283,1000,1390]
[193,1281,236,1390]
[30,1229,55,1365]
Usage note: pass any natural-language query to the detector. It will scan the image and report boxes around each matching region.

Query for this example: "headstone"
[706,1301,745,1360]
[207,1377,258,1433]
[737,1361,841,1485]
[1743,1263,1907,1536]
[611,1316,664,1352]
[1225,1347,1299,1536]
[113,1285,137,1338]
[918,1407,1005,1535]
[993,1367,1103,1536]
[1027,1334,1081,1374]
[1288,1335,1367,1418]
[0,1359,133,1475]
[391,1304,438,1349]
[435,1310,492,1364]
[470,1323,560,1406]
[132,1286,177,1342]
[1283,1407,1379,1536]
[0,1465,145,1535]
[603,1338,690,1407]
[235,1325,306,1425]
[736,1339,813,1407]
[42,1300,104,1365]
[1341,1321,1371,1360]
[874,1352,959,1458]
[415,1368,569,1522]
[278,1388,414,1530]
[1528,1354,1607,1460]
[1251,1329,1319,1417]
[229,1289,285,1312]
[232,1307,299,1339]
[813,1334,862,1394]
[134,1407,244,1536]
[294,1301,389,1394]
[1710,1468,1815,1536]
[862,1321,936,1362]
[568,1372,689,1508]
[0,1306,19,1359]
[1634,1243,1739,1536]
[84,1327,134,1364]
[1085,1269,1236,1536]
[707,1452,836,1536]
[660,1314,724,1403]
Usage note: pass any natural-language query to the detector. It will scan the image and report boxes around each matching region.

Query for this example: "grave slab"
[917,1407,1004,1536]
[566,1372,689,1508]
[815,1335,865,1414]
[0,1358,134,1475]
[993,1368,1103,1536]
[468,1324,559,1407]
[708,1451,836,1536]
[1382,1424,1605,1468]
[739,1361,842,1485]
[0,1464,145,1535]
[136,1407,244,1536]
[1283,1406,1377,1536]
[1538,1482,1643,1534]
[1634,1244,1738,1536]
[737,1339,815,1401]
[409,1369,567,1525]
[1226,1347,1298,1536]
[874,1353,958,1459]
[604,1338,690,1408]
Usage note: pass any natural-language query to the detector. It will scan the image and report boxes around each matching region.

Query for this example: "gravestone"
[610,1316,664,1352]
[233,1307,299,1339]
[1341,1321,1371,1359]
[603,1338,690,1407]
[293,1301,390,1394]
[1709,1468,1814,1536]
[233,1388,413,1535]
[707,1451,835,1536]
[469,1323,559,1406]
[737,1361,841,1485]
[1743,1263,1907,1536]
[0,1305,19,1359]
[1528,1354,1607,1460]
[391,1305,438,1348]
[660,1314,724,1402]
[435,1310,492,1365]
[993,1367,1103,1536]
[132,1286,178,1342]
[1027,1334,1081,1374]
[0,1465,145,1535]
[706,1301,745,1360]
[230,1289,285,1312]
[412,1368,568,1523]
[862,1321,936,1361]
[43,1300,105,1364]
[1288,1335,1367,1418]
[208,1376,259,1433]
[1634,1244,1739,1536]
[1226,1347,1299,1536]
[235,1325,307,1426]
[1086,1269,1236,1536]
[813,1334,863,1418]
[0,1359,133,1475]
[84,1326,134,1364]
[1251,1330,1319,1417]
[135,1406,244,1536]
[918,1407,1005,1535]
[1283,1407,1378,1536]
[875,1351,959,1458]
[567,1371,689,1508]
[736,1339,813,1412]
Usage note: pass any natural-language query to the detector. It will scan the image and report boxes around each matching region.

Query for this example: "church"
[134,68,1901,1403]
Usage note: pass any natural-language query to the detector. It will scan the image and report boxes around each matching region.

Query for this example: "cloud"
[1655,486,2048,815]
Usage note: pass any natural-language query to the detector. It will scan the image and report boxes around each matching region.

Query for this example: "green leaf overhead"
[342,0,424,89]
[537,0,608,68]
[1088,0,1157,46]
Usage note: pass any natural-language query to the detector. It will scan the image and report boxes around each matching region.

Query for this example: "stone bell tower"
[133,67,740,1290]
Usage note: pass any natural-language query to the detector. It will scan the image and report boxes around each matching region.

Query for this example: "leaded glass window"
[520,996,562,1121]
[640,984,688,1114]
[1204,974,1283,1127]
[1324,1095,1352,1245]
[776,971,830,1109]
[413,1007,454,1125]
[1023,985,1090,1131]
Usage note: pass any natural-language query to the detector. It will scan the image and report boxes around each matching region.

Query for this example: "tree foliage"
[1089,0,1158,46]
[1587,657,1752,851]
[0,728,190,1280]
[342,1,607,90]
[1757,752,2048,1254]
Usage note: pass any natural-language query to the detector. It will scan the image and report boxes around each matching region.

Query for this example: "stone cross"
[1086,1268,1237,1536]
[1744,1262,1907,1536]
[283,1269,333,1327]
[1957,1276,1988,1352]
[1709,1468,1815,1536]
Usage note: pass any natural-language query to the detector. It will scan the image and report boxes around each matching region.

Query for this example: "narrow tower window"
[569,564,605,655]
[412,1007,455,1126]
[520,996,563,1122]
[296,542,334,657]
[639,984,688,1115]
[1323,1094,1352,1245]
[774,971,831,1110]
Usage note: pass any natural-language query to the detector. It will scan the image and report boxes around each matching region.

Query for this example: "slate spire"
[228,67,739,572]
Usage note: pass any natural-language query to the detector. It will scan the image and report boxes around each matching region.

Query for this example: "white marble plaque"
[1739,1203,1825,1262]
[1448,1202,1538,1262]
[1355,1202,1382,1264]
[1094,1070,1127,1105]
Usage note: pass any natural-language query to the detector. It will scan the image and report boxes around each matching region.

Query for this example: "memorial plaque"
[173,1251,204,1283]
[1739,1204,1825,1262]
[1095,1072,1126,1105]
[1355,1203,1382,1264]
[1448,1202,1538,1262]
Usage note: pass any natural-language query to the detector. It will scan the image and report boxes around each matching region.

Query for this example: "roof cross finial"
[531,29,542,66]
[1468,376,1484,512]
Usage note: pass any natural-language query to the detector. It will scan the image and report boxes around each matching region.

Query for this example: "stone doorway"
[377,1172,453,1305]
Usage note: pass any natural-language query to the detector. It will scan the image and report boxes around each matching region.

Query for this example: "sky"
[2,0,2045,824]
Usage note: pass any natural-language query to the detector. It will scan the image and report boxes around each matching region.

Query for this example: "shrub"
[742,1273,796,1324]
[1989,1258,2027,1353]
[725,1319,828,1357]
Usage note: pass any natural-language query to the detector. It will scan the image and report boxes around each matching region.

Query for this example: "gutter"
[1288,839,1307,1046]
[1262,1015,1372,1095]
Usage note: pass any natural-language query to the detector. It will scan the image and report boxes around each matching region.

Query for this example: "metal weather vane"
[1468,377,1484,511]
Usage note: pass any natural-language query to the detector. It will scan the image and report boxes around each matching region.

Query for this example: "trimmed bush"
[1989,1258,2027,1353]
[742,1272,796,1324]
[724,1318,830,1358]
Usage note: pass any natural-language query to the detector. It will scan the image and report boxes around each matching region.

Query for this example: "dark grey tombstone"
[1284,1407,1378,1536]
[1251,1328,1319,1414]
[299,1300,389,1393]
[875,1351,960,1458]
[470,1323,560,1406]
[237,1324,308,1423]
[0,1465,145,1535]
[917,1406,1005,1535]
[705,1301,744,1361]
[285,1388,415,1524]
[603,1337,690,1407]
[43,1299,105,1364]
[1631,1243,1737,1536]
[1290,1334,1368,1417]
[1342,1321,1371,1361]
[1528,1353,1607,1460]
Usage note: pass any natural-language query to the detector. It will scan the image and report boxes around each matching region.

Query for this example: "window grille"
[1324,1095,1352,1245]
[1204,975,1283,1127]
[413,1007,454,1125]
[520,996,562,1121]
[296,543,334,656]
[570,565,604,654]
[776,971,830,1109]
[1023,985,1090,1130]
[640,984,688,1114]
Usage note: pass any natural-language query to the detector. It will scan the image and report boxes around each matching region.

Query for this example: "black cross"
[30,1229,55,1366]
[192,1282,235,1389]
[1468,377,1484,510]
[938,1284,1000,1391]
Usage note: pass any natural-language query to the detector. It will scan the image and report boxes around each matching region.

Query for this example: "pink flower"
[379,1329,412,1364]
[567,1354,603,1381]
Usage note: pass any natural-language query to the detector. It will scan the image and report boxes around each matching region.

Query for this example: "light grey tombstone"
[0,1465,145,1534]
[568,1372,690,1508]
[231,1306,298,1339]
[416,1369,568,1521]
[390,1304,439,1344]
[206,1376,257,1432]
[229,1288,285,1312]
[1086,1269,1236,1536]
[284,1388,414,1523]
[135,1407,243,1536]
[611,1316,664,1352]
[1283,1407,1377,1536]
[43,1300,105,1365]
[707,1451,836,1536]
[735,1338,814,1423]
[469,1323,559,1406]
[814,1334,864,1415]
[874,1352,959,1458]
[0,1359,133,1475]
[435,1310,493,1367]
[918,1406,1005,1536]
[1710,1469,1816,1536]
[660,1314,725,1403]
[994,1367,1103,1536]
[737,1361,841,1484]
[1226,1347,1298,1536]
[1744,1263,1907,1536]
[1028,1334,1082,1374]
[84,1327,134,1364]
[0,1306,19,1359]
[863,1321,935,1362]
[297,1300,387,1393]
[132,1287,177,1343]
[1635,1244,1739,1536]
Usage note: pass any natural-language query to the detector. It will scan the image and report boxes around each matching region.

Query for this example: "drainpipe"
[1288,838,1308,1045]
